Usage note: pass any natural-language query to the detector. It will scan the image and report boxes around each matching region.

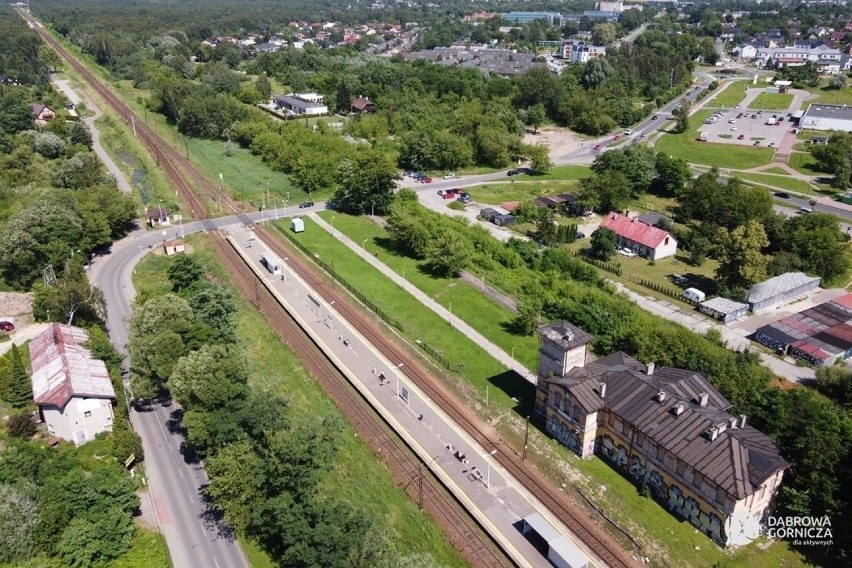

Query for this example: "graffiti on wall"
[547,419,582,454]
[598,435,725,544]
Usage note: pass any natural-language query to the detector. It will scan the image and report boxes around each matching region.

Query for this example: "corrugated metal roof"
[546,351,786,499]
[600,212,675,250]
[29,324,115,408]
[747,272,821,304]
[700,297,748,315]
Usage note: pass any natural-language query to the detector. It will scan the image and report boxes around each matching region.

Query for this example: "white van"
[683,288,706,303]
[699,132,709,141]
[799,206,813,214]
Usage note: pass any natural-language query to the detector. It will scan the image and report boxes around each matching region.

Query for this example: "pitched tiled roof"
[600,212,675,249]
[546,352,786,499]
[29,324,115,408]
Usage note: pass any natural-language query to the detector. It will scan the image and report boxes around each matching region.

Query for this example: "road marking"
[178,468,184,478]
[187,492,193,503]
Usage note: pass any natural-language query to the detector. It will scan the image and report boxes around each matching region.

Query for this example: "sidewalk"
[307,212,538,385]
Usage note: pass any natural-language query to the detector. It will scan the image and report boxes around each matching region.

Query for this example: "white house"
[733,43,757,59]
[29,324,116,446]
[600,211,678,260]
[273,93,329,115]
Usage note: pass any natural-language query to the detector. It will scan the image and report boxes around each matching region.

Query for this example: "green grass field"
[132,235,466,568]
[762,167,790,175]
[808,85,852,106]
[110,529,171,568]
[748,92,794,111]
[787,151,829,176]
[465,180,581,204]
[654,111,775,169]
[707,80,750,107]
[735,172,816,194]
[534,164,592,181]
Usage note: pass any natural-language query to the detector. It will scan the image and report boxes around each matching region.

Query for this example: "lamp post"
[330,215,336,235]
[485,449,498,488]
[395,362,404,397]
[158,198,163,222]
[510,346,517,370]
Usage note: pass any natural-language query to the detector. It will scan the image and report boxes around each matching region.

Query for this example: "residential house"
[30,324,117,446]
[733,43,758,59]
[600,211,678,260]
[351,96,376,114]
[533,321,788,547]
[561,39,606,63]
[31,103,55,127]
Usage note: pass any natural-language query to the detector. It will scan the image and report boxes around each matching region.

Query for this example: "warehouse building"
[747,272,821,313]
[699,297,749,323]
[502,11,562,25]
[754,294,852,366]
[273,93,328,115]
[799,104,852,132]
[533,321,788,547]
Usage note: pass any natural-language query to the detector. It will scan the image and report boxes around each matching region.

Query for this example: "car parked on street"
[0,321,13,332]
[593,144,602,151]
[507,169,521,176]
[443,172,456,179]
[737,134,745,140]
[298,201,314,208]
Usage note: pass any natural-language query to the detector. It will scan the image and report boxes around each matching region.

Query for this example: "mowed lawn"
[787,151,829,175]
[748,92,794,111]
[132,234,467,568]
[735,172,816,194]
[465,180,581,204]
[655,110,775,169]
[706,80,750,107]
[293,212,541,373]
[808,85,852,106]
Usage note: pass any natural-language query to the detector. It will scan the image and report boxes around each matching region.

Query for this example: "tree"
[7,345,32,408]
[591,22,618,46]
[581,58,614,89]
[167,345,248,412]
[189,286,237,343]
[57,507,134,568]
[512,294,544,335]
[525,143,553,174]
[534,208,558,246]
[67,122,92,149]
[38,44,62,73]
[6,412,37,439]
[654,154,689,196]
[255,74,272,100]
[830,74,848,89]
[205,441,263,532]
[53,153,104,189]
[110,418,144,463]
[715,221,769,290]
[333,150,399,215]
[32,277,106,326]
[591,145,656,195]
[425,235,473,277]
[0,89,34,135]
[672,100,690,134]
[578,170,631,213]
[815,366,852,408]
[168,254,205,292]
[810,132,852,190]
[0,483,38,563]
[590,228,618,260]
[524,103,546,134]
[780,213,851,282]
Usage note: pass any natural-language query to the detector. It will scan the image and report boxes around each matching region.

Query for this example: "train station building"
[533,321,788,547]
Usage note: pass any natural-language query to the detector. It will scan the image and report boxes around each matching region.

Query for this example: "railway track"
[209,232,512,568]
[27,13,515,567]
[257,227,642,568]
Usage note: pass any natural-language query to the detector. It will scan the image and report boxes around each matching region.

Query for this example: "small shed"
[163,240,186,256]
[291,217,305,233]
[493,214,516,227]
[699,297,749,323]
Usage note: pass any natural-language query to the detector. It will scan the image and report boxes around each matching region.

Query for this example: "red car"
[421,176,433,183]
[442,193,455,200]
[612,135,621,141]
[0,321,13,332]
[594,144,602,151]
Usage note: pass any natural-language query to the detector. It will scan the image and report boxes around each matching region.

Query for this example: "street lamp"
[510,346,517,370]
[485,449,498,488]
[158,198,163,223]
[330,215,336,234]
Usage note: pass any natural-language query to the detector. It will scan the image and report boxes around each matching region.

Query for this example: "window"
[84,411,92,418]
[614,419,623,434]
[676,460,686,477]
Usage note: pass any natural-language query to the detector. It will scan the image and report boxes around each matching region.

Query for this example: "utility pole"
[522,416,530,460]
[418,463,423,510]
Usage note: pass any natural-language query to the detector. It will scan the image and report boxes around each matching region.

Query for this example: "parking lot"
[698,108,793,148]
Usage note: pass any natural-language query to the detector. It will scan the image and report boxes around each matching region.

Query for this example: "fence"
[576,251,622,276]
[277,226,465,374]
[624,275,699,307]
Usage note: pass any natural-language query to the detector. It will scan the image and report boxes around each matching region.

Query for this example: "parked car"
[753,141,761,146]
[593,144,602,151]
[652,114,659,120]
[575,231,586,239]
[612,134,621,141]
[443,172,456,179]
[737,134,745,140]
[618,247,637,258]
[775,192,791,199]
[298,201,314,209]
[768,142,776,147]
[447,188,461,195]
[730,126,737,131]
[736,113,743,118]
[437,190,445,196]
[0,321,13,332]
[459,196,471,204]
[507,169,521,176]
[421,176,433,183]
[624,129,633,135]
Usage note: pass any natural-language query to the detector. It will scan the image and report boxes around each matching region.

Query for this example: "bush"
[6,412,37,439]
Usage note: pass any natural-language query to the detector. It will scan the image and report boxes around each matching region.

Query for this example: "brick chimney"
[698,392,709,407]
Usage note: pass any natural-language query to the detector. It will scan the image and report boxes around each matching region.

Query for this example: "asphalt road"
[89,211,282,568]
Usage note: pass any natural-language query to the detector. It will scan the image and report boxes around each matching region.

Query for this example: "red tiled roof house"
[600,211,678,260]
[29,324,116,446]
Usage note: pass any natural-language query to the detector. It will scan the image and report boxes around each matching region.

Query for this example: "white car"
[618,248,637,258]
[443,172,456,179]
[730,126,737,131]
[624,129,633,135]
